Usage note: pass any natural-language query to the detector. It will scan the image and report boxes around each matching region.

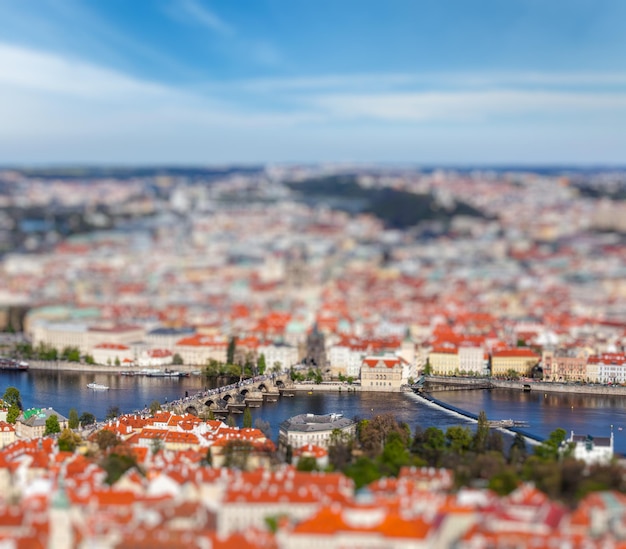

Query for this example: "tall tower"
[305,323,327,371]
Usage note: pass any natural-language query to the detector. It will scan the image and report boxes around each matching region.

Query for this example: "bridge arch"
[240,388,249,397]
[185,406,198,416]
[257,383,268,392]
[275,380,285,389]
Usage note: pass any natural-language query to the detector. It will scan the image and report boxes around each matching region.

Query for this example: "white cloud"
[0,43,169,99]
[0,42,625,164]
[169,0,234,36]
[311,90,626,123]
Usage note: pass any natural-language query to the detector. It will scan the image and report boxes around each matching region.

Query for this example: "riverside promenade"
[422,375,626,397]
[25,360,200,374]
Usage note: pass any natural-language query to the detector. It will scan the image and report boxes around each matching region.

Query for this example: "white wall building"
[278,413,356,454]
[568,431,614,465]
[257,343,299,371]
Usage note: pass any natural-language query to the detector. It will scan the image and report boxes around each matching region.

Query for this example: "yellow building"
[428,347,459,376]
[491,348,540,377]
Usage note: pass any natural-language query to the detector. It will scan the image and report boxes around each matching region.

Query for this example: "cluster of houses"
[0,408,623,547]
[26,311,626,388]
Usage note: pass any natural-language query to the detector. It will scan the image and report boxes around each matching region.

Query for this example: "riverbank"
[492,379,626,396]
[424,375,626,397]
[25,360,201,374]
[293,382,361,392]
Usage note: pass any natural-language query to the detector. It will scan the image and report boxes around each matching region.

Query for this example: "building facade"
[360,355,406,391]
[278,413,356,455]
[491,348,540,377]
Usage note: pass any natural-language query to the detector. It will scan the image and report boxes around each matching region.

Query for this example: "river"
[2,371,626,453]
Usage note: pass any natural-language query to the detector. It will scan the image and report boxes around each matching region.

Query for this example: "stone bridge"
[171,373,294,418]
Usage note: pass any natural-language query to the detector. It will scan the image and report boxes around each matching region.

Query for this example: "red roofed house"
[292,444,329,470]
[173,334,228,365]
[92,343,133,366]
[360,355,407,392]
[0,421,16,448]
[587,353,626,384]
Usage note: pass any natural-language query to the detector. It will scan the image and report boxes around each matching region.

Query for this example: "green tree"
[535,428,569,461]
[44,414,61,435]
[2,387,21,409]
[328,428,355,471]
[114,356,121,367]
[150,437,164,455]
[172,353,183,365]
[84,354,95,365]
[101,452,139,485]
[223,439,253,470]
[488,468,520,495]
[227,336,237,365]
[106,406,121,421]
[257,353,267,375]
[204,359,222,377]
[420,426,446,466]
[423,360,432,376]
[227,414,236,428]
[296,456,318,471]
[243,407,253,429]
[68,408,79,429]
[79,412,96,427]
[58,428,81,452]
[62,346,81,362]
[359,413,410,457]
[272,361,282,374]
[14,341,33,359]
[6,403,20,424]
[446,425,473,455]
[472,410,489,453]
[345,456,382,489]
[378,431,412,477]
[509,432,528,464]
[96,429,120,451]
[149,400,162,415]
[505,369,520,380]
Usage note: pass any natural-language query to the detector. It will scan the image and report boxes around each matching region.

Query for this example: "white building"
[360,354,408,392]
[257,342,299,371]
[568,431,614,465]
[31,321,145,355]
[328,344,366,378]
[278,413,356,455]
[458,345,486,375]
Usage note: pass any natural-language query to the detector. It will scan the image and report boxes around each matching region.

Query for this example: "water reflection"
[3,371,626,452]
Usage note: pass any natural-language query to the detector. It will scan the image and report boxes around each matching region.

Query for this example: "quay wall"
[424,376,626,397]
[292,382,361,392]
[26,360,200,373]
[491,380,626,397]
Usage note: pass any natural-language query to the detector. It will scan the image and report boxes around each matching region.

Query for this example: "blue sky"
[1,0,625,165]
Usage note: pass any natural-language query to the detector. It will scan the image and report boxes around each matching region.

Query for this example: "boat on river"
[0,358,29,371]
[144,369,187,378]
[87,383,109,390]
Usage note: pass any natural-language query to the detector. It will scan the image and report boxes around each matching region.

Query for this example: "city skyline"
[1,0,626,165]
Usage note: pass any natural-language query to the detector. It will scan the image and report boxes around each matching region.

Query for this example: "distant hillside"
[285,176,486,229]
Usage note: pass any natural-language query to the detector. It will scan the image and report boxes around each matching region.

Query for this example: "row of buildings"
[0,406,622,548]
